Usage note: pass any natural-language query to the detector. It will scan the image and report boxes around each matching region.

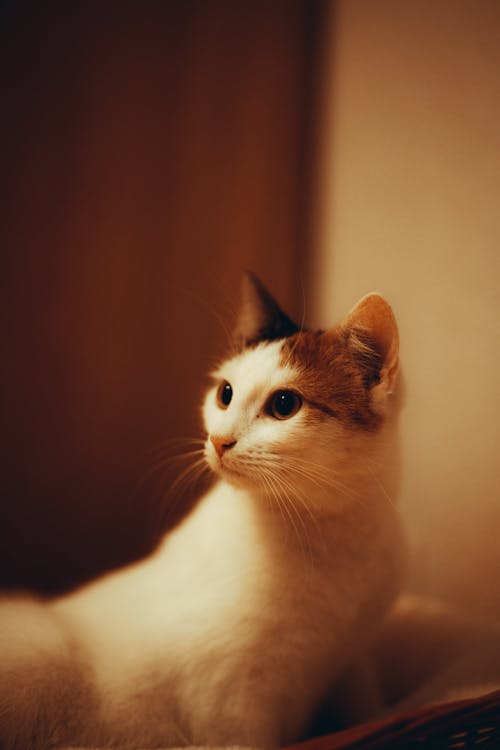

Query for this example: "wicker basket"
[291,689,500,750]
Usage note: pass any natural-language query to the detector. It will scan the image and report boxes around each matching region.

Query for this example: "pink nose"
[210,435,237,458]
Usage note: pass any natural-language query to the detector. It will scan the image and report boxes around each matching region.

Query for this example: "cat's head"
[203,273,399,507]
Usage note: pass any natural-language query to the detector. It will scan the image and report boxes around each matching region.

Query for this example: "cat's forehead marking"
[214,340,297,394]
[212,328,379,430]
[280,329,381,430]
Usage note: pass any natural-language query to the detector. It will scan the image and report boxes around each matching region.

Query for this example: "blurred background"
[1,0,499,628]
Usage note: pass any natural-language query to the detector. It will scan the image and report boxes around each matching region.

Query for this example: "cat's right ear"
[234,272,299,347]
[343,293,399,398]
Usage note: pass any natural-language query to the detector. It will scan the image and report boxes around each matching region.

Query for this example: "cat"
[0,273,404,750]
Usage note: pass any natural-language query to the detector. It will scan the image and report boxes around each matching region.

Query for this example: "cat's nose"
[210,434,237,458]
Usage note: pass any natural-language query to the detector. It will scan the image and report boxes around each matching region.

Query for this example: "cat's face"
[203,339,311,490]
[203,274,399,508]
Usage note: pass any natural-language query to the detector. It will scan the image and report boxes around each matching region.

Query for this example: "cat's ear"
[343,293,399,397]
[234,272,300,346]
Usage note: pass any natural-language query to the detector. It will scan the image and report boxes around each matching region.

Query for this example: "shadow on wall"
[0,1,324,592]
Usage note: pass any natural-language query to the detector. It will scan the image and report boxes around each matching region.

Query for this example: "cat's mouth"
[212,459,250,489]
[211,455,244,479]
[205,440,249,484]
[218,463,246,480]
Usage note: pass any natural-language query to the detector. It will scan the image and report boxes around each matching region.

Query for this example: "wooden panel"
[0,1,323,590]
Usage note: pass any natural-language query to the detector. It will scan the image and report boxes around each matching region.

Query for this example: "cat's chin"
[212,464,251,489]
[205,455,254,490]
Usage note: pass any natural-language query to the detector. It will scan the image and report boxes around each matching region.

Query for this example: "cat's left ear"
[234,272,300,346]
[344,293,399,398]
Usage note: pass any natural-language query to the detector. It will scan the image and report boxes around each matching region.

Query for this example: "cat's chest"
[161,484,360,641]
[158,483,299,618]
[148,484,333,648]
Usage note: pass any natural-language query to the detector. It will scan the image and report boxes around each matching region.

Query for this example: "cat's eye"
[267,390,302,420]
[216,380,233,409]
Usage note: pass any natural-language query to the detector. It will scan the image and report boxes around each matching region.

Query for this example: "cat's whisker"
[139,448,207,500]
[254,448,370,513]
[272,456,362,504]
[272,469,325,553]
[163,462,210,527]
[258,470,288,529]
[140,440,207,489]
[282,333,301,369]
[272,468,322,533]
[367,467,400,513]
[178,284,235,349]
[298,274,307,333]
[246,449,356,514]
[147,436,206,462]
[274,479,315,562]
[274,459,330,489]
[291,458,366,501]
[280,284,307,366]
[255,467,295,544]
[257,450,336,482]
[266,472,312,564]
[285,453,357,483]
[257,465,315,563]
[155,456,210,530]
[168,456,208,498]
[256,466,296,534]
[150,448,206,473]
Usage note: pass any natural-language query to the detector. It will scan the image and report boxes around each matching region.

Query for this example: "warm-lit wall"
[312,0,500,617]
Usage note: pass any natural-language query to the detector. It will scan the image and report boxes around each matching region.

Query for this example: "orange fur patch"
[280,327,384,431]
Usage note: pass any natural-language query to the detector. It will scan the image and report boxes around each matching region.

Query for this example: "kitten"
[0,273,404,750]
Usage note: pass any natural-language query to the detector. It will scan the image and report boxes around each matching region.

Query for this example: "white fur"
[0,340,403,750]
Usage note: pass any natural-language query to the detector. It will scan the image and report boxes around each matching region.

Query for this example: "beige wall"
[312,0,500,617]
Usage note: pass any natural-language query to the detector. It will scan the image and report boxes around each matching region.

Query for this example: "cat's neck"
[163,473,398,571]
